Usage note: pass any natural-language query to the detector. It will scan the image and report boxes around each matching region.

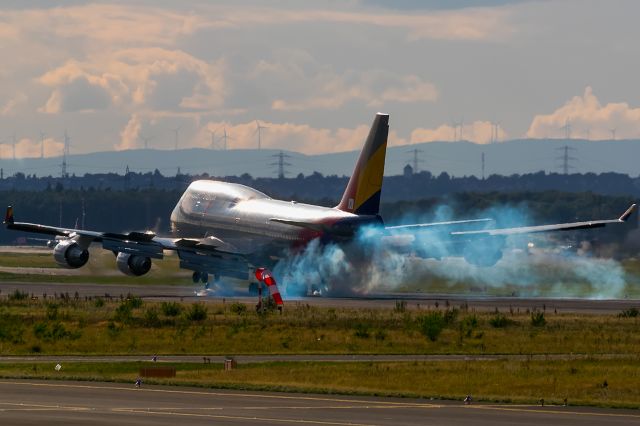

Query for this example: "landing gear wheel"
[192,271,201,284]
[200,272,209,283]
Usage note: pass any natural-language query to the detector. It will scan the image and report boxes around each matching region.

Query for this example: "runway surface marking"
[0,380,440,407]
[0,402,91,412]
[4,380,640,422]
[118,404,434,411]
[470,404,640,419]
[113,407,385,426]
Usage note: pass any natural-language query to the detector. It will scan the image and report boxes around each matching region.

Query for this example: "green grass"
[1,359,640,408]
[1,298,640,356]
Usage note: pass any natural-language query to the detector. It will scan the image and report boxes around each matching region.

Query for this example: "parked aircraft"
[4,113,636,304]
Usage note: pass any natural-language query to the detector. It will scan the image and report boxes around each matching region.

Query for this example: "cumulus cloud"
[116,114,142,151]
[411,120,507,144]
[194,120,406,154]
[38,49,227,115]
[271,70,437,111]
[527,87,640,140]
[0,136,63,159]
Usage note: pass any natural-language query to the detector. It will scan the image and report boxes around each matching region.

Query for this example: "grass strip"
[1,359,639,409]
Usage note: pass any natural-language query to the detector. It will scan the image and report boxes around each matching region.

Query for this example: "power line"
[555,145,578,175]
[270,151,292,178]
[61,130,70,178]
[406,148,423,173]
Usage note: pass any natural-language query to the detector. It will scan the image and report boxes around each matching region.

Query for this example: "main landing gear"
[192,271,209,285]
[193,271,222,291]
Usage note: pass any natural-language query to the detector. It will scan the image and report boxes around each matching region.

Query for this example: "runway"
[0,280,638,313]
[1,380,638,426]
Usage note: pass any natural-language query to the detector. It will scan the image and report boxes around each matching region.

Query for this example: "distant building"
[403,164,413,177]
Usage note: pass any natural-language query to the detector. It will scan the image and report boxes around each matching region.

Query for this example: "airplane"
[3,113,637,305]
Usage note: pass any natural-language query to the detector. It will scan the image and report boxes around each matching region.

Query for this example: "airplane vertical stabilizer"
[337,113,389,216]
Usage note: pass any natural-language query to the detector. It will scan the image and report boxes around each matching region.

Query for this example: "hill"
[0,138,638,178]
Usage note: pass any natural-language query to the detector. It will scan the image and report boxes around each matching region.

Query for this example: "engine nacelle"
[53,240,89,269]
[116,252,152,276]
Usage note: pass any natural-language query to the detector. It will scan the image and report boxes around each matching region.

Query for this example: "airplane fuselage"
[170,180,356,255]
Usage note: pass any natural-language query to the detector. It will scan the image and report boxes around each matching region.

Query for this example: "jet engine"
[116,252,152,276]
[53,240,89,269]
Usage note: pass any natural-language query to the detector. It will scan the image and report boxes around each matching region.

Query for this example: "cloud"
[0,93,27,116]
[3,4,212,47]
[411,120,507,144]
[0,136,63,159]
[271,70,438,111]
[194,120,406,154]
[40,76,111,114]
[361,0,533,11]
[527,87,640,140]
[116,114,142,151]
[202,6,514,42]
[38,48,227,115]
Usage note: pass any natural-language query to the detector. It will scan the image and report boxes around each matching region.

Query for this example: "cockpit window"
[180,180,269,216]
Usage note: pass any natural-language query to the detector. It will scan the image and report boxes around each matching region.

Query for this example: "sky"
[1,0,640,159]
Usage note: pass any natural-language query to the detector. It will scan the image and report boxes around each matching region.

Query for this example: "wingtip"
[619,203,637,222]
[3,206,14,225]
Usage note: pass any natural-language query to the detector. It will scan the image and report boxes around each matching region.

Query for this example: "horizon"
[1,1,640,159]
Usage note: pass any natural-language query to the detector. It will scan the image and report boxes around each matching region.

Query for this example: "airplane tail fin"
[4,206,14,225]
[337,113,389,216]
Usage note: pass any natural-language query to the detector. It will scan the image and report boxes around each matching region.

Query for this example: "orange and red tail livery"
[337,113,389,216]
[4,206,14,224]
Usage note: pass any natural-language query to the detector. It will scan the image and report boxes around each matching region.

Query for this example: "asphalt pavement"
[1,380,638,426]
[1,279,638,313]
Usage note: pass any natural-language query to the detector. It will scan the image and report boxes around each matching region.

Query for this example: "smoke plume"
[273,203,630,300]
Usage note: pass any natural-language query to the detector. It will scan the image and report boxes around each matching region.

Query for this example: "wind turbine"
[11,133,16,160]
[221,127,235,150]
[40,131,46,159]
[254,120,268,150]
[559,118,572,139]
[170,126,181,150]
[140,134,153,150]
[208,127,219,150]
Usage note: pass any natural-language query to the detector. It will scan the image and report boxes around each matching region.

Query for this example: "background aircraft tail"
[337,113,389,216]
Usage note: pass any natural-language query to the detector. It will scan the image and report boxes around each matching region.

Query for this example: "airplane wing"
[451,203,637,237]
[386,218,494,233]
[3,206,250,279]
